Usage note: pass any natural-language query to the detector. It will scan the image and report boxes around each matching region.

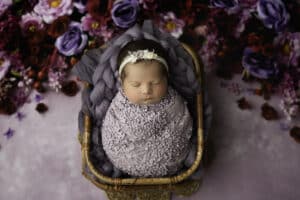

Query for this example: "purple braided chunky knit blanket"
[101,87,193,177]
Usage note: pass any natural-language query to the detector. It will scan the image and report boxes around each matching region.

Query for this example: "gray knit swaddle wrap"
[101,87,193,177]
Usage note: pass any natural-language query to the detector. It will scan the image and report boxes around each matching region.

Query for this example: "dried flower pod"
[237,97,252,110]
[27,69,37,78]
[37,70,48,81]
[35,103,48,113]
[61,80,80,96]
[70,57,78,66]
[33,81,42,89]
[261,103,279,120]
[290,126,300,143]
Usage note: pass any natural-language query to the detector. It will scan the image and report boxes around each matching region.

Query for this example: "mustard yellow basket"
[78,43,205,200]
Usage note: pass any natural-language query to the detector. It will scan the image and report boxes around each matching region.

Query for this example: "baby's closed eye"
[130,82,141,87]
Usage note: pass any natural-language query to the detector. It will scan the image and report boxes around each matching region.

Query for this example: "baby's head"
[117,39,169,105]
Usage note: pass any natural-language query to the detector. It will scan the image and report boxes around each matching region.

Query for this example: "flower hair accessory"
[119,49,169,74]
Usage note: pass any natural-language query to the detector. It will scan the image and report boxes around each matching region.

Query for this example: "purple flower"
[20,12,44,34]
[55,22,88,56]
[74,0,87,13]
[0,0,12,17]
[210,0,238,8]
[33,0,73,24]
[16,112,26,121]
[34,94,44,102]
[158,12,185,38]
[111,0,140,28]
[257,0,290,32]
[0,52,11,81]
[242,48,279,79]
[3,128,14,139]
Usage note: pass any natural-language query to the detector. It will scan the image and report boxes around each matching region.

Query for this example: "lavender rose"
[242,48,279,79]
[55,22,88,56]
[257,0,290,32]
[111,0,140,28]
[33,0,73,24]
[210,0,238,8]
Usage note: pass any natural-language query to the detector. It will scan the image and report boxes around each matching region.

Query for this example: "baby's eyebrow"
[129,81,141,83]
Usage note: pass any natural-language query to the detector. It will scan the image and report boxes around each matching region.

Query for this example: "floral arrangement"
[0,0,299,137]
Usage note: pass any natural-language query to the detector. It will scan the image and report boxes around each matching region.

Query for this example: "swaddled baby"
[101,39,193,177]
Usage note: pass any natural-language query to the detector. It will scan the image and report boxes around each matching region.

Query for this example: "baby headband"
[119,49,169,75]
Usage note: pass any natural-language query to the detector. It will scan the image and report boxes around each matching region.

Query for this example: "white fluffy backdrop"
[1,73,300,200]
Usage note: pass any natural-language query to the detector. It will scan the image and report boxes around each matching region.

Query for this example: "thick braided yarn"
[73,20,208,178]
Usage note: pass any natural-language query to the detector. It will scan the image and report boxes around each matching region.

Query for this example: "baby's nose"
[141,84,152,94]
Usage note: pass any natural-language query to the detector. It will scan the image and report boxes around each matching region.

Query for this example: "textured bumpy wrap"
[101,87,193,177]
[73,20,212,179]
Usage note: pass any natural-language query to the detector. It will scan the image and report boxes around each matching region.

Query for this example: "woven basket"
[78,43,204,200]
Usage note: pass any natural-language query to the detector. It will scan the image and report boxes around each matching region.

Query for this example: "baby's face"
[121,61,168,105]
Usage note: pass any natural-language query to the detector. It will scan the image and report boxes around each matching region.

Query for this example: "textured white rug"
[1,73,299,200]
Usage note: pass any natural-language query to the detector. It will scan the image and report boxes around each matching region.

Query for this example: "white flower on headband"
[119,49,168,74]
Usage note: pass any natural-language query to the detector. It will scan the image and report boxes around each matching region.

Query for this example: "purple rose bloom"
[55,22,88,56]
[210,0,238,8]
[242,48,279,79]
[257,0,290,32]
[111,0,140,28]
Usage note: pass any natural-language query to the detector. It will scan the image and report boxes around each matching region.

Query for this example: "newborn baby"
[101,39,193,177]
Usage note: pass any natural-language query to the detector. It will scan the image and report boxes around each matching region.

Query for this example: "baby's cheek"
[124,87,141,103]
[156,84,168,97]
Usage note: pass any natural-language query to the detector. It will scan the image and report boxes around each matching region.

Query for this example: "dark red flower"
[47,16,70,38]
[86,0,111,21]
[0,14,22,51]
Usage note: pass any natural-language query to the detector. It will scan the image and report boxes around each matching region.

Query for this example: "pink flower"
[273,32,300,68]
[81,14,102,36]
[81,14,113,41]
[20,12,44,34]
[158,12,185,38]
[33,0,73,24]
[0,0,12,17]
